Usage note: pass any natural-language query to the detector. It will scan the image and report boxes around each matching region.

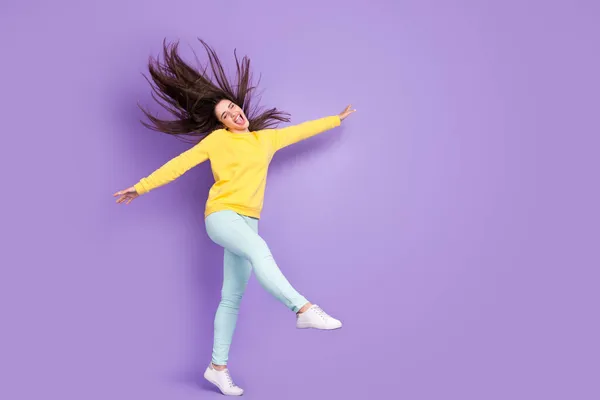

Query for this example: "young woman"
[114,39,355,396]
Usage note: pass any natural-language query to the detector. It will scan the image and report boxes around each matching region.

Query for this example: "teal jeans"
[205,210,309,365]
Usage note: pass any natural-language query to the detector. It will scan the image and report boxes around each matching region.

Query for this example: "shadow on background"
[114,77,220,389]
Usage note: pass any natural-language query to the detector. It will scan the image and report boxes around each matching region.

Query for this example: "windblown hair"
[139,39,290,143]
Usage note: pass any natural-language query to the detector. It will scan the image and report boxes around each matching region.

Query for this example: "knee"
[246,241,273,266]
[219,291,244,311]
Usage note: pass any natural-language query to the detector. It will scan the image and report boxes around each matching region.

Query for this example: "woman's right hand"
[114,186,140,205]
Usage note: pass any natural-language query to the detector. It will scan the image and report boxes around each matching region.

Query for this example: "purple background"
[1,0,599,399]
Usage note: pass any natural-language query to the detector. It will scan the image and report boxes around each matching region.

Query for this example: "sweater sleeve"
[133,140,210,195]
[268,115,341,151]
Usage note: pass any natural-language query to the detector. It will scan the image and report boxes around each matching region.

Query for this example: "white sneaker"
[204,364,244,396]
[296,304,342,330]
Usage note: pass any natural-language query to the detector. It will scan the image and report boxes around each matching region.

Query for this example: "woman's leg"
[205,210,308,313]
[212,249,252,366]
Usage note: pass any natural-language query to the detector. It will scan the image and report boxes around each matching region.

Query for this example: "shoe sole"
[296,323,342,330]
[204,370,244,396]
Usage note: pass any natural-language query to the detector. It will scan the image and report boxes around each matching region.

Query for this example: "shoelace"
[224,369,237,388]
[313,306,330,321]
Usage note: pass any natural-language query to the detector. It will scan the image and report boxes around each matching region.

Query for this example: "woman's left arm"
[269,105,356,151]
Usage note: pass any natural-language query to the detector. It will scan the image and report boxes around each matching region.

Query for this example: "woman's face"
[215,100,250,132]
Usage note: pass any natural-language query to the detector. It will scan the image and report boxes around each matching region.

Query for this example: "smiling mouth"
[234,115,244,125]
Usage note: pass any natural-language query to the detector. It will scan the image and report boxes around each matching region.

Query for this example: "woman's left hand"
[339,104,356,121]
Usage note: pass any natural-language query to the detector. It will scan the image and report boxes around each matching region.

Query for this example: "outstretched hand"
[339,104,356,121]
[114,186,139,205]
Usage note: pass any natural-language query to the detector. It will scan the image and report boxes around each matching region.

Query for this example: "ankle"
[212,363,227,371]
[297,302,313,314]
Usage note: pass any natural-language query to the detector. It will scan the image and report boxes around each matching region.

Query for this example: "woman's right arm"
[114,140,210,205]
[133,140,210,195]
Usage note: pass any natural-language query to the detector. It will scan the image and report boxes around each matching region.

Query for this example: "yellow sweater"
[134,115,341,218]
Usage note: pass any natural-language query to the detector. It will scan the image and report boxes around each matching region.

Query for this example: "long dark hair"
[139,39,290,143]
